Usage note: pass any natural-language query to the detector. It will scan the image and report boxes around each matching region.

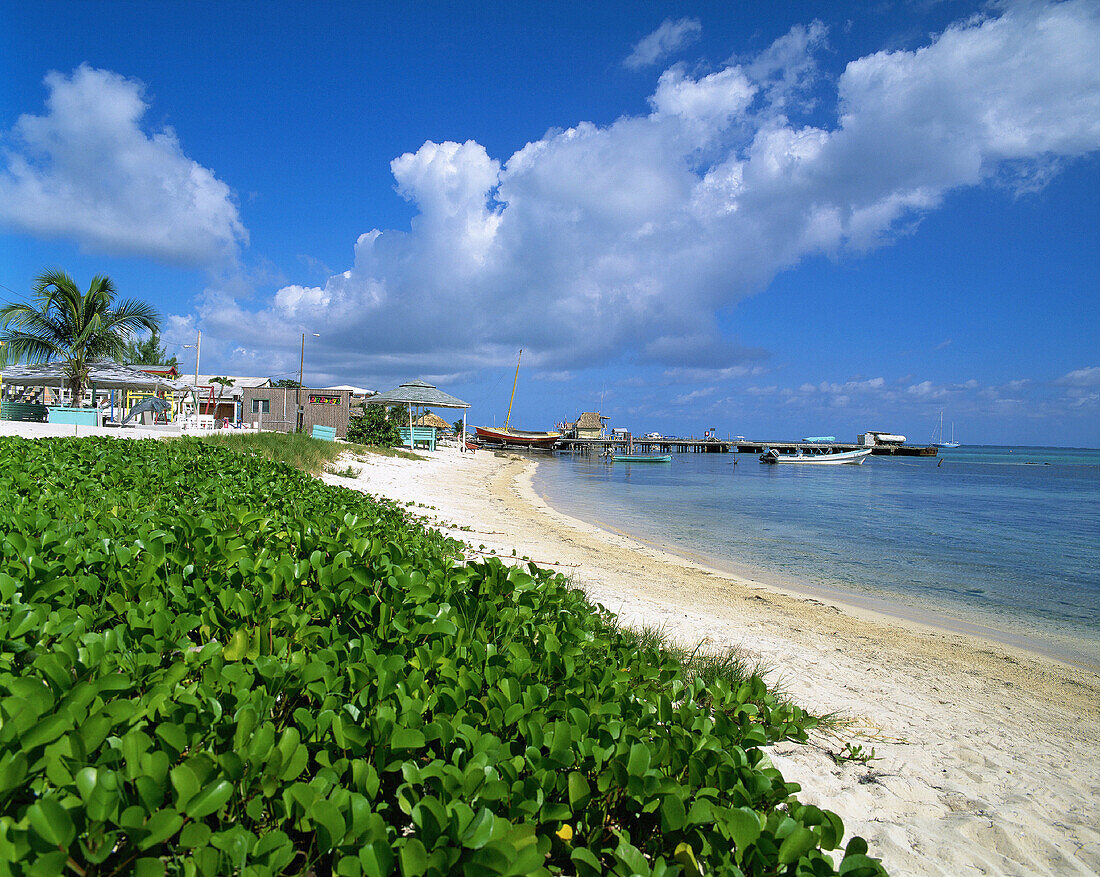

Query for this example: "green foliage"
[348,405,402,447]
[273,379,301,388]
[0,270,160,405]
[197,430,350,474]
[831,743,878,765]
[0,436,887,877]
[123,331,178,369]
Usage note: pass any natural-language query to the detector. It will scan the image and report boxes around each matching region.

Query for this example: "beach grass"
[195,430,423,473]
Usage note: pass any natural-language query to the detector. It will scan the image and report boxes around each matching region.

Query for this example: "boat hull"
[612,454,672,463]
[760,447,872,465]
[475,426,560,448]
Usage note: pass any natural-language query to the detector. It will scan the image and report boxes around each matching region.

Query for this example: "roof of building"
[366,379,470,409]
[320,384,375,395]
[2,360,187,392]
[576,411,607,429]
[192,375,273,398]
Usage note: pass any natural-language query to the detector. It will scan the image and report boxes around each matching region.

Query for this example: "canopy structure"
[365,379,470,451]
[1,359,188,392]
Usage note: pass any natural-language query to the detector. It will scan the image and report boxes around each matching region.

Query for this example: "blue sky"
[1,1,1097,446]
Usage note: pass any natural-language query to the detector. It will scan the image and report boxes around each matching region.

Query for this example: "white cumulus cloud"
[0,64,247,267]
[227,1,1100,384]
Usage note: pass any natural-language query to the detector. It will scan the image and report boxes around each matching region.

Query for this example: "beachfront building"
[575,411,609,439]
[0,360,186,425]
[190,375,273,423]
[241,385,353,437]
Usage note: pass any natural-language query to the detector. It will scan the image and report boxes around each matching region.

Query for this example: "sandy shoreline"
[3,427,1097,874]
[321,445,1099,877]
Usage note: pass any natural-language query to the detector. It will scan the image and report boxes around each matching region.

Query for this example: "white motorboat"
[760,446,872,465]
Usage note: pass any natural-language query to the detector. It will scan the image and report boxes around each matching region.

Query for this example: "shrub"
[348,405,402,447]
[0,437,886,876]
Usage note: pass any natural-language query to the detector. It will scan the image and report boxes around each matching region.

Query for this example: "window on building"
[251,399,270,413]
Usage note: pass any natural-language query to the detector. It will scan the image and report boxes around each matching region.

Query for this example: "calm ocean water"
[532,446,1100,668]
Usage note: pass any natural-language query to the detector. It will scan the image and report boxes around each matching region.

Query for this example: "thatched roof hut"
[415,412,450,430]
[576,412,606,430]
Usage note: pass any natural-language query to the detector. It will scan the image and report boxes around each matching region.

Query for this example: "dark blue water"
[533,446,1100,668]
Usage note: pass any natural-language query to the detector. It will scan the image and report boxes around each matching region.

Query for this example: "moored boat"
[475,350,560,448]
[760,447,872,465]
[475,425,560,448]
[932,411,960,448]
[612,454,672,463]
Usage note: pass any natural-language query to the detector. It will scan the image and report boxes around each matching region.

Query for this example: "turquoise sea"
[532,446,1100,669]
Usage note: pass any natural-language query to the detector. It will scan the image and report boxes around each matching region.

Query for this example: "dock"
[555,438,938,457]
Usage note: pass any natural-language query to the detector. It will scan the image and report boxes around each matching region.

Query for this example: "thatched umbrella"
[415,412,451,430]
[365,379,470,450]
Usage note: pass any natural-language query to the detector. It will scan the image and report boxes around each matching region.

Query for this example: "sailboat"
[475,350,561,448]
[932,411,960,448]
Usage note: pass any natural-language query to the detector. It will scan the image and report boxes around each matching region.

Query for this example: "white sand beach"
[320,445,1100,877]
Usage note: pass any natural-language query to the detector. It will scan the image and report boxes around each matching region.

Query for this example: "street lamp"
[297,332,320,432]
[182,331,201,388]
[182,331,202,417]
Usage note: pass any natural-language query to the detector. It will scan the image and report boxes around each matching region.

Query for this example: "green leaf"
[133,857,166,877]
[727,806,762,852]
[570,846,603,875]
[185,780,235,819]
[138,809,184,850]
[660,794,687,832]
[170,763,201,810]
[777,825,816,865]
[673,842,702,875]
[397,838,427,876]
[311,798,347,852]
[223,628,250,661]
[461,808,496,849]
[390,727,425,749]
[27,798,75,848]
[627,742,651,776]
[567,771,591,810]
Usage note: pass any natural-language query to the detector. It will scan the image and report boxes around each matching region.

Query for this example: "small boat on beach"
[612,454,672,463]
[475,424,560,448]
[760,446,872,465]
[474,350,561,449]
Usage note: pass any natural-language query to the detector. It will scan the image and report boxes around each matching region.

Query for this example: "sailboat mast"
[504,349,522,430]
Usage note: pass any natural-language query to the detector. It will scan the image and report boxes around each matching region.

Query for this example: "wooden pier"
[555,438,938,457]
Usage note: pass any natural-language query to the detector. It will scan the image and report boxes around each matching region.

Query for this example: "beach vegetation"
[348,405,402,447]
[0,435,887,877]
[0,269,160,405]
[832,743,878,765]
[123,330,178,369]
[197,430,349,474]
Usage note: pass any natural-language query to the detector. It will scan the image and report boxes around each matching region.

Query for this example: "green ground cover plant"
[0,436,886,876]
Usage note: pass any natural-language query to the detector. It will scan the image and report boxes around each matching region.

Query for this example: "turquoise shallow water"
[533,446,1100,668]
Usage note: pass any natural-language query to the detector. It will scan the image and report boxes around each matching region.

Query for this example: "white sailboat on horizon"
[932,411,960,448]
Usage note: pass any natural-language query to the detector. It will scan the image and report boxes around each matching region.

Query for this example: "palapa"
[365,379,470,450]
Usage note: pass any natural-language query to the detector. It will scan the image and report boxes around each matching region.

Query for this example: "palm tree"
[0,270,160,406]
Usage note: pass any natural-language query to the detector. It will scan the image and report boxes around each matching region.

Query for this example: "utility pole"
[297,333,319,432]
